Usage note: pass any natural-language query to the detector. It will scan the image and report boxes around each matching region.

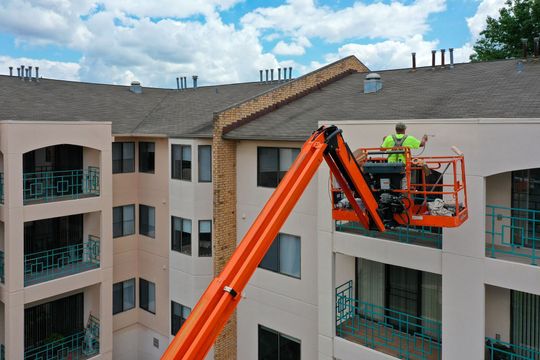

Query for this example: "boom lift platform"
[162,125,468,360]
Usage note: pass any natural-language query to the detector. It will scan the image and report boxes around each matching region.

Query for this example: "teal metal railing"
[23,167,100,203]
[486,337,540,360]
[0,172,4,204]
[82,314,100,357]
[486,205,540,265]
[0,250,4,284]
[24,235,100,286]
[336,221,442,249]
[336,280,441,360]
[24,328,99,360]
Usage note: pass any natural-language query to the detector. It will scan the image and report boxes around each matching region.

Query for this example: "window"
[172,145,191,181]
[113,142,135,174]
[198,145,212,182]
[259,233,301,278]
[258,325,300,360]
[171,301,191,335]
[139,205,155,238]
[172,216,192,255]
[512,169,540,248]
[113,205,135,238]
[113,278,135,314]
[198,220,212,257]
[139,142,155,173]
[257,147,300,187]
[140,278,156,314]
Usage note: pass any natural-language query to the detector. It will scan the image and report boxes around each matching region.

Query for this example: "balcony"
[24,325,99,360]
[486,337,540,360]
[336,281,441,360]
[24,235,100,286]
[23,167,100,204]
[336,221,442,249]
[0,250,4,284]
[486,205,539,265]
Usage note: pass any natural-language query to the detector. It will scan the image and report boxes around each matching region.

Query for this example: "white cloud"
[272,37,311,56]
[242,0,446,42]
[0,55,80,80]
[466,0,506,40]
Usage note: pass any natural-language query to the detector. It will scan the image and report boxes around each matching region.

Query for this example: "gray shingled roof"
[224,59,540,141]
[0,76,275,137]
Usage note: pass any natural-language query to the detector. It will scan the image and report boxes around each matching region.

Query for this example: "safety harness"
[391,134,408,147]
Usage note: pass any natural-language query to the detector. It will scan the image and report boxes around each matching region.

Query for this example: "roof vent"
[364,73,382,94]
[130,81,142,94]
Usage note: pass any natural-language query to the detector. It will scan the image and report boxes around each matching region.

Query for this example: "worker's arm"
[420,134,428,147]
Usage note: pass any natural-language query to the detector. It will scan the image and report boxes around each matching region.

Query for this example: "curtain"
[123,205,135,235]
[123,279,135,310]
[512,291,540,359]
[357,258,385,320]
[279,234,301,278]
[198,146,212,182]
[421,272,442,339]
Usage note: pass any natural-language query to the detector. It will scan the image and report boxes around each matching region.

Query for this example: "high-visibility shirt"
[381,134,421,163]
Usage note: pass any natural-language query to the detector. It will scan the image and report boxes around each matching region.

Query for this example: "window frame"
[112,142,135,174]
[113,278,136,315]
[139,141,155,174]
[198,220,212,257]
[171,144,192,181]
[171,216,192,255]
[258,324,301,360]
[257,147,300,188]
[113,204,136,238]
[171,301,192,335]
[139,204,156,238]
[258,232,301,279]
[198,145,212,183]
[139,278,156,314]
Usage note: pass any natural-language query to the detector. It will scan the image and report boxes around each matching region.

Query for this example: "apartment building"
[0,55,539,360]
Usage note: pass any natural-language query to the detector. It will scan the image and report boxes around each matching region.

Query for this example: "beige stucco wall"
[112,136,170,358]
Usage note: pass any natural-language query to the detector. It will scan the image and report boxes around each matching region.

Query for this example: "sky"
[0,0,507,88]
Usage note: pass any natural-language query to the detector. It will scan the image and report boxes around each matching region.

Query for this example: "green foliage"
[471,0,540,61]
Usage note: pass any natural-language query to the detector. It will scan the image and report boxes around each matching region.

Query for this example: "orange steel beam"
[161,125,382,360]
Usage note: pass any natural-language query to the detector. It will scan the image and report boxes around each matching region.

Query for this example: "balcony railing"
[336,280,441,360]
[486,205,539,265]
[486,337,540,360]
[24,235,100,286]
[0,172,4,204]
[23,167,100,204]
[24,327,99,360]
[336,221,442,249]
[0,250,4,284]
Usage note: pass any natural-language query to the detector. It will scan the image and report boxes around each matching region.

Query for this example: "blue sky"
[0,0,506,87]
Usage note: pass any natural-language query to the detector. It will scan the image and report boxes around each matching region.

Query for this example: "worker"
[382,122,428,163]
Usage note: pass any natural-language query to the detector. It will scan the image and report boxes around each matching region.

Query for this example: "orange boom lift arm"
[162,125,468,360]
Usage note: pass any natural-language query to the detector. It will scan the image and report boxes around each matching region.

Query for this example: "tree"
[470,0,540,61]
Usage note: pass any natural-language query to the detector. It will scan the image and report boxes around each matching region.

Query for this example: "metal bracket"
[223,286,238,298]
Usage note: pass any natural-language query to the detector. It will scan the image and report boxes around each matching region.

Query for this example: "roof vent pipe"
[28,66,32,80]
[192,75,198,88]
[259,70,263,82]
[130,80,142,94]
[35,66,39,81]
[278,68,281,81]
[288,67,292,80]
[17,67,20,78]
[270,69,274,82]
[521,38,528,59]
[440,49,445,67]
[25,68,29,80]
[176,77,180,90]
[449,48,454,68]
[411,52,416,70]
[431,50,436,68]
[265,69,269,82]
[20,65,25,79]
[364,73,382,93]
[8,66,12,76]
[534,37,539,57]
